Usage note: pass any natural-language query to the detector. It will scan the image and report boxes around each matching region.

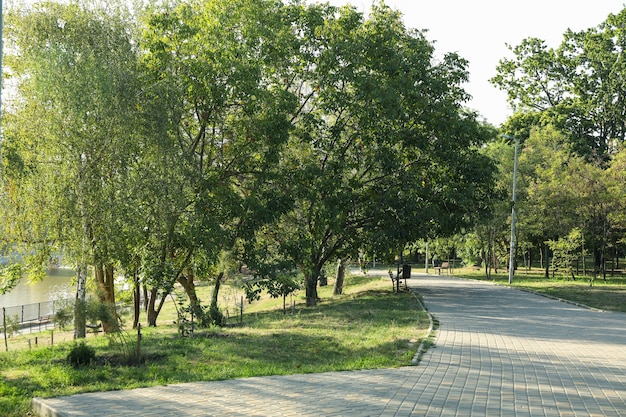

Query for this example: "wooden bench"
[388,270,400,292]
[86,323,103,333]
[388,265,411,292]
[434,262,450,275]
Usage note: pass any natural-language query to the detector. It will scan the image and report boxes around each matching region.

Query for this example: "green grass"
[456,267,626,312]
[0,274,429,417]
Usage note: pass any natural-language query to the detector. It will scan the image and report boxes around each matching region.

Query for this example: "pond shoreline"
[0,268,75,308]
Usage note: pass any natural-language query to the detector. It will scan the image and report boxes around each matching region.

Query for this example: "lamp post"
[502,134,518,284]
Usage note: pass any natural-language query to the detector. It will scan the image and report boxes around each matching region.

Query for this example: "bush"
[53,299,74,330]
[67,341,96,366]
[3,315,21,338]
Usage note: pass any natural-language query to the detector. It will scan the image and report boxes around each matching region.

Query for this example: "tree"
[492,8,626,160]
[464,136,515,277]
[252,2,497,306]
[137,0,300,325]
[515,126,577,277]
[515,125,620,278]
[0,264,22,295]
[546,228,584,280]
[3,0,143,335]
[607,146,626,263]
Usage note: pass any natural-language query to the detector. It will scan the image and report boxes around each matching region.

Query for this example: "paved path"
[33,275,626,416]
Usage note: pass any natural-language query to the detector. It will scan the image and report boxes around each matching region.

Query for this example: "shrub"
[67,341,96,366]
[53,299,74,330]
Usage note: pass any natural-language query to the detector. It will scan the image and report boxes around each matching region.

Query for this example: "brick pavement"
[33,275,626,416]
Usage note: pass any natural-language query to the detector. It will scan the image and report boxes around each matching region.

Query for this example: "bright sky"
[315,0,625,126]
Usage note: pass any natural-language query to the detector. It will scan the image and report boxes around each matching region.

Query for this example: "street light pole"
[503,135,518,284]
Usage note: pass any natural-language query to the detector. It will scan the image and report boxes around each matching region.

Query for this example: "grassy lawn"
[0,274,429,417]
[455,267,626,312]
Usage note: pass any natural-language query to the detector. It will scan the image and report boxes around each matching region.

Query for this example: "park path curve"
[33,275,626,416]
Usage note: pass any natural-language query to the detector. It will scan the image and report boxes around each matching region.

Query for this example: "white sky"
[315,0,626,126]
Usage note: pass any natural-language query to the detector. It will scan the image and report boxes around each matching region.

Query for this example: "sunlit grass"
[455,266,626,312]
[0,274,429,417]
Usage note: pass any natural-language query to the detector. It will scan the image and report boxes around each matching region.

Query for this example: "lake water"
[0,268,75,308]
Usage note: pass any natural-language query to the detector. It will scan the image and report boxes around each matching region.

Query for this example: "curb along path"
[33,275,626,416]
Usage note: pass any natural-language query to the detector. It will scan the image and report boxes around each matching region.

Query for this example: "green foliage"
[607,146,626,236]
[492,9,626,159]
[207,303,225,328]
[3,0,498,318]
[455,233,483,267]
[53,299,74,330]
[3,0,144,333]
[173,293,199,336]
[246,2,497,305]
[0,264,22,295]
[2,315,21,338]
[85,298,118,331]
[515,126,620,277]
[458,122,626,277]
[546,228,585,279]
[173,291,224,336]
[244,272,302,314]
[132,0,308,323]
[107,330,142,365]
[67,341,96,367]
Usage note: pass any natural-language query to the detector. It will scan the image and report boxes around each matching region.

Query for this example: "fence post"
[136,323,141,363]
[240,296,243,324]
[3,307,8,352]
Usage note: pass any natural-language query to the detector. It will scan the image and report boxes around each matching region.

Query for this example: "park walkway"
[33,275,626,416]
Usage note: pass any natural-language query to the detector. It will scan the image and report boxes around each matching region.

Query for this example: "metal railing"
[1,300,67,335]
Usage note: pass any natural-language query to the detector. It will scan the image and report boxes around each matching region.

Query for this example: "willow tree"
[2,1,143,335]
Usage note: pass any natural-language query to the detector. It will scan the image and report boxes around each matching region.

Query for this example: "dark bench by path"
[388,264,411,292]
[434,262,450,275]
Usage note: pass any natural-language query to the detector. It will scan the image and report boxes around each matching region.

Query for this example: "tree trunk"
[74,266,87,339]
[305,271,319,306]
[319,270,327,286]
[147,288,159,326]
[483,245,490,279]
[544,244,550,278]
[210,272,223,310]
[95,263,118,333]
[177,273,204,323]
[208,272,225,326]
[133,265,140,329]
[142,285,149,312]
[333,259,346,295]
